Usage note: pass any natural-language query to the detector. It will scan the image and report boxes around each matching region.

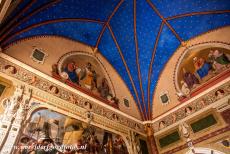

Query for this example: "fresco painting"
[16,109,128,154]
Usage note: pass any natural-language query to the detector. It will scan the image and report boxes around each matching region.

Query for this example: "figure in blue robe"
[196,62,212,79]
[193,57,212,79]
[64,62,79,85]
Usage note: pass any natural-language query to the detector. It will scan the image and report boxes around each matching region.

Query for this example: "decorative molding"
[0,53,146,135]
[153,81,230,133]
[150,74,230,124]
[162,125,230,154]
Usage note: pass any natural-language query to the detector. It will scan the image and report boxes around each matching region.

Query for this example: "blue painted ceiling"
[0,0,230,120]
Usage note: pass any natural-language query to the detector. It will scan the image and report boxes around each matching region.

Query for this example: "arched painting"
[16,109,128,154]
[52,52,119,106]
[176,45,230,96]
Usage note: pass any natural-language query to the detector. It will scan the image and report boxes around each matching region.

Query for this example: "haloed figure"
[215,89,225,99]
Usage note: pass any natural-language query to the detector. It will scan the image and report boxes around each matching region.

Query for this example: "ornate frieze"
[154,81,230,132]
[0,57,145,134]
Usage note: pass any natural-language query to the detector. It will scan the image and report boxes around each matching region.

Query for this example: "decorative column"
[127,130,140,154]
[145,124,159,154]
[0,85,32,154]
[0,85,24,148]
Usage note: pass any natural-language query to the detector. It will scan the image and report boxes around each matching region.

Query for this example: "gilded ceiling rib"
[108,24,146,120]
[147,22,164,119]
[0,18,104,46]
[133,0,148,119]
[146,0,183,43]
[0,0,62,43]
[95,0,124,48]
[0,0,36,37]
[166,10,230,20]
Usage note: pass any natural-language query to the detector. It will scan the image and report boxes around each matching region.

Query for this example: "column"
[0,86,32,154]
[145,124,159,154]
[0,85,23,148]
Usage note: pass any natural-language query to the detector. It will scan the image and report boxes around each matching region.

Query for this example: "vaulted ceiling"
[0,0,230,120]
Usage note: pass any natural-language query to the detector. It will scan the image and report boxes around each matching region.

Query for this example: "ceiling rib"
[0,18,104,46]
[146,0,183,43]
[166,10,230,20]
[95,0,124,48]
[147,22,164,119]
[0,0,61,44]
[108,24,147,120]
[0,0,36,37]
[133,0,148,119]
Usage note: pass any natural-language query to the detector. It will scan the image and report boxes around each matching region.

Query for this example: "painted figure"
[49,85,59,94]
[82,62,94,90]
[212,50,230,71]
[215,89,225,99]
[64,62,79,85]
[112,113,119,121]
[51,64,58,74]
[4,65,17,74]
[181,80,190,96]
[193,57,212,79]
[84,101,92,110]
[182,68,199,89]
[185,106,193,116]
[92,70,98,89]
[98,78,110,99]
[158,121,166,130]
